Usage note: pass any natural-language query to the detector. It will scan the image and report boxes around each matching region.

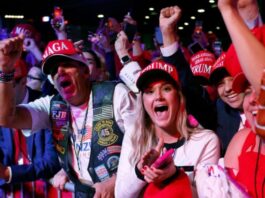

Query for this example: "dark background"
[1,0,264,49]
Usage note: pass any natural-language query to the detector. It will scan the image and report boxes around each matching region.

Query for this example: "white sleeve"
[160,42,179,57]
[119,61,142,93]
[197,130,221,166]
[19,95,52,136]
[113,83,142,133]
[115,128,146,198]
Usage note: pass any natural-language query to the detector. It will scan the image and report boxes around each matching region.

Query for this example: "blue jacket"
[216,98,241,156]
[0,87,61,185]
[0,128,61,184]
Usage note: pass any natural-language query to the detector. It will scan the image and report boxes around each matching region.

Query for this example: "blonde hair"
[129,86,193,165]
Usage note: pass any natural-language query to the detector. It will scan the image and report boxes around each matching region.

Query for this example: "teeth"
[227,94,237,98]
[252,111,258,116]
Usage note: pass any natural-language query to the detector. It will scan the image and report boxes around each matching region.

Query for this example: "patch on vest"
[51,102,68,141]
[107,156,119,171]
[94,120,118,146]
[94,164,110,181]
[97,145,121,161]
[55,143,65,154]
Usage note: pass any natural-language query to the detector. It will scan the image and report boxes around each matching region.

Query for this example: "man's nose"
[57,65,66,74]
[224,80,232,92]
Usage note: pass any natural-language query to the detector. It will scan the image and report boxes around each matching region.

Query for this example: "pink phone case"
[152,148,174,169]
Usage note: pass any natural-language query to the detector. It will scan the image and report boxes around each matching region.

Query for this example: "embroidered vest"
[50,81,124,183]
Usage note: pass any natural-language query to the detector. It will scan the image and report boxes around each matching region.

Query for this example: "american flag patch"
[93,105,113,121]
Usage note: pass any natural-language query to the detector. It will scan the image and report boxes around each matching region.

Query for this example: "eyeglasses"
[27,75,42,81]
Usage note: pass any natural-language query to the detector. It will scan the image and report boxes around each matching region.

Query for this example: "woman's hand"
[143,156,177,183]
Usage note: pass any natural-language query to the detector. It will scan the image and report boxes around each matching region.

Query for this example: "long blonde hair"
[129,85,192,165]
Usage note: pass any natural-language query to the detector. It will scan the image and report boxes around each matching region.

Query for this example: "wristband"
[0,70,15,82]
[135,165,145,181]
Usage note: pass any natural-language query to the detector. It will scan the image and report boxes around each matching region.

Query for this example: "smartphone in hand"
[124,23,137,43]
[52,6,64,29]
[152,148,174,169]
[123,12,137,43]
[142,149,160,167]
[188,41,205,55]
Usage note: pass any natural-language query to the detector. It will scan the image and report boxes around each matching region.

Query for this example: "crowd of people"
[0,0,264,197]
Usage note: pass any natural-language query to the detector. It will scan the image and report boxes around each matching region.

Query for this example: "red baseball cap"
[41,40,89,75]
[209,52,229,85]
[189,50,216,85]
[225,45,249,93]
[14,59,28,80]
[136,60,179,91]
[10,23,41,43]
[224,25,265,93]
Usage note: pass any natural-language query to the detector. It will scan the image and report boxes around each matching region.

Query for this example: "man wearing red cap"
[0,58,61,197]
[0,36,140,197]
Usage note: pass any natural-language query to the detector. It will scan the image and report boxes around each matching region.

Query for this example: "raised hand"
[136,138,164,175]
[218,0,238,12]
[74,40,84,52]
[159,6,181,46]
[0,35,24,73]
[159,6,181,35]
[114,31,130,59]
[23,38,42,62]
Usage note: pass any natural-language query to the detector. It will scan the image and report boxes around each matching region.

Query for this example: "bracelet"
[0,70,15,82]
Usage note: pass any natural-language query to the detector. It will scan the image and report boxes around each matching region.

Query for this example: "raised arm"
[159,5,181,47]
[0,36,32,129]
[218,0,265,93]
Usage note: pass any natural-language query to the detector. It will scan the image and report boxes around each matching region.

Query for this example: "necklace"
[71,102,89,177]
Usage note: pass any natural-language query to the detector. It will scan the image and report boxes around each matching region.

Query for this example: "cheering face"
[82,52,100,81]
[52,60,90,105]
[142,80,179,132]
[243,87,258,129]
[26,67,43,91]
[217,76,245,109]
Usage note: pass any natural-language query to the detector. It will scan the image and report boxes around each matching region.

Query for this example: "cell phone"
[152,148,174,169]
[124,23,137,43]
[212,41,222,57]
[88,31,101,43]
[52,6,63,29]
[123,12,137,43]
[188,41,205,54]
[194,20,203,34]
